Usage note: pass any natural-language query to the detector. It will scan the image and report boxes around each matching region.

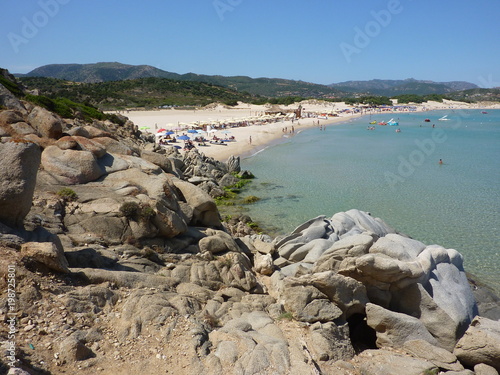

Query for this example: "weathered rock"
[55,135,79,150]
[226,155,240,173]
[218,173,240,188]
[282,284,343,323]
[0,141,41,227]
[41,145,104,184]
[208,311,290,374]
[58,335,94,361]
[63,285,118,313]
[0,81,26,112]
[117,289,202,340]
[70,135,107,158]
[0,110,24,126]
[254,253,274,275]
[402,339,464,371]
[454,316,500,371]
[353,349,437,375]
[391,282,462,351]
[299,271,368,318]
[141,150,176,173]
[313,233,374,273]
[338,234,478,349]
[474,363,499,375]
[73,268,179,289]
[9,121,37,136]
[21,241,69,273]
[172,178,221,228]
[309,322,355,361]
[198,229,240,254]
[92,136,133,155]
[331,209,395,237]
[27,106,63,139]
[366,303,439,348]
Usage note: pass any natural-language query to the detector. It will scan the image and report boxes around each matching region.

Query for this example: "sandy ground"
[122,100,497,162]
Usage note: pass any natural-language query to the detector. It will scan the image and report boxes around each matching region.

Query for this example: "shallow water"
[240,109,500,292]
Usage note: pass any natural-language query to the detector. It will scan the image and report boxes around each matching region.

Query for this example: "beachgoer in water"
[439,159,443,164]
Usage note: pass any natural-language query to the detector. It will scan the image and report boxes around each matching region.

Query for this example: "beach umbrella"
[140,126,149,130]
[157,128,167,133]
[177,135,190,140]
[155,131,168,137]
[165,131,174,135]
[187,129,198,133]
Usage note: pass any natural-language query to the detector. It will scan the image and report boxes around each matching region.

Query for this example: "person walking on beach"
[249,136,252,145]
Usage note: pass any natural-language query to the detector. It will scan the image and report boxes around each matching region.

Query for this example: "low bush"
[57,188,78,202]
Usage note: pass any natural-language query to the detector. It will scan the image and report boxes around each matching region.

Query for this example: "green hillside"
[20,76,261,110]
[330,78,478,96]
[22,62,343,98]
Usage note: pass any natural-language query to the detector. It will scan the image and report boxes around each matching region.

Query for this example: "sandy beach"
[122,100,499,162]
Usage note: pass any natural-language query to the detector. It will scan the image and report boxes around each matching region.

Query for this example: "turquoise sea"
[240,109,500,293]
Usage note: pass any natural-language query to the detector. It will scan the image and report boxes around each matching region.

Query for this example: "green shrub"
[277,312,293,321]
[120,201,140,219]
[140,204,156,221]
[57,187,78,202]
[0,76,24,97]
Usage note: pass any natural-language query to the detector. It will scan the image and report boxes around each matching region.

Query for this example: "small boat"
[369,120,377,124]
[387,118,399,126]
[482,111,488,114]
[378,121,387,125]
[438,115,450,121]
[424,118,431,122]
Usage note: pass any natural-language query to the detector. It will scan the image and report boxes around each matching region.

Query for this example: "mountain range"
[18,62,479,98]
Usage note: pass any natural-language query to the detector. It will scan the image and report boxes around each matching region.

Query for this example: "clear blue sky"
[2,0,499,87]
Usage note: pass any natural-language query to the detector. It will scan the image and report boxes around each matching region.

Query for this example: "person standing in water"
[439,159,443,164]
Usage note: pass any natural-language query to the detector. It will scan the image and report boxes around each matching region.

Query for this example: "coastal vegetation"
[19,75,486,113]
[20,76,261,110]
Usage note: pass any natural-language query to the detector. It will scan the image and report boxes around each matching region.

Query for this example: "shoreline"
[124,101,499,162]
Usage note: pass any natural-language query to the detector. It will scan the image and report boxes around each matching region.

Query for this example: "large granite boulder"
[171,177,221,228]
[21,241,69,273]
[27,106,64,139]
[0,81,26,112]
[0,141,41,227]
[454,316,500,371]
[207,311,290,374]
[366,302,440,348]
[41,145,104,184]
[272,210,478,352]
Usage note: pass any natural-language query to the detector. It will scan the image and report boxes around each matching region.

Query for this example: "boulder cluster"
[1,76,499,375]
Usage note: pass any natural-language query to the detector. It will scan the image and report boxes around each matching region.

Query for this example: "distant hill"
[20,62,344,98]
[445,88,500,103]
[19,76,261,110]
[329,78,479,96]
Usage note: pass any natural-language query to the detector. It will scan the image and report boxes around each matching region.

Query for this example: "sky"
[1,0,500,87]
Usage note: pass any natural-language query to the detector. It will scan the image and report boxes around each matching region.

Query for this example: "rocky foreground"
[1,72,500,375]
